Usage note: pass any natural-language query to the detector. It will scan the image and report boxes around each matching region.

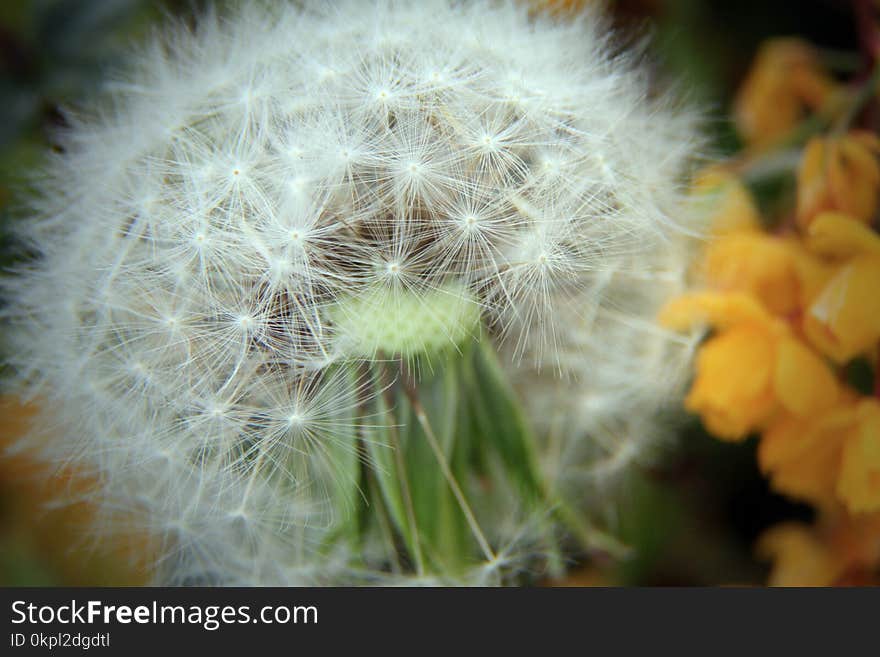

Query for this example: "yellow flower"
[796,131,880,228]
[660,292,839,441]
[757,522,846,586]
[759,401,849,507]
[806,211,880,259]
[837,399,880,514]
[758,513,880,586]
[801,213,880,362]
[690,169,762,235]
[659,290,774,332]
[685,323,779,440]
[734,39,836,148]
[760,397,880,513]
[689,172,834,316]
[700,232,828,316]
[786,235,841,307]
[804,256,880,363]
[772,337,841,416]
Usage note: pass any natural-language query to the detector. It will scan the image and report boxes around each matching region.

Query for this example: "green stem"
[367,476,402,574]
[402,375,497,564]
[832,59,880,134]
[377,359,425,575]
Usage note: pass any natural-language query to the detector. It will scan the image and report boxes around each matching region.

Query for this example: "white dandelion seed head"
[4,0,704,585]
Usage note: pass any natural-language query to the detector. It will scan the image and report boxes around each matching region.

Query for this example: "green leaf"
[320,364,362,547]
[361,368,423,569]
[399,357,472,573]
[463,339,544,502]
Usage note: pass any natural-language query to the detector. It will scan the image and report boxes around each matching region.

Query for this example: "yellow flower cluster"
[734,39,838,148]
[664,173,880,522]
[662,174,880,510]
[661,42,880,581]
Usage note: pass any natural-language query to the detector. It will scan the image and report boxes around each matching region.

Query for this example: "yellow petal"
[658,291,778,332]
[798,133,880,227]
[785,237,838,307]
[828,141,878,222]
[757,523,843,586]
[691,170,762,235]
[797,137,832,227]
[805,256,880,362]
[837,400,880,514]
[772,337,839,416]
[806,212,880,259]
[759,404,852,472]
[734,39,835,148]
[841,134,880,184]
[700,232,800,315]
[685,324,777,440]
[760,417,847,506]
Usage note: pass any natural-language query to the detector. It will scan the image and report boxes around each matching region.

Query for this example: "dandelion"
[3,0,701,585]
